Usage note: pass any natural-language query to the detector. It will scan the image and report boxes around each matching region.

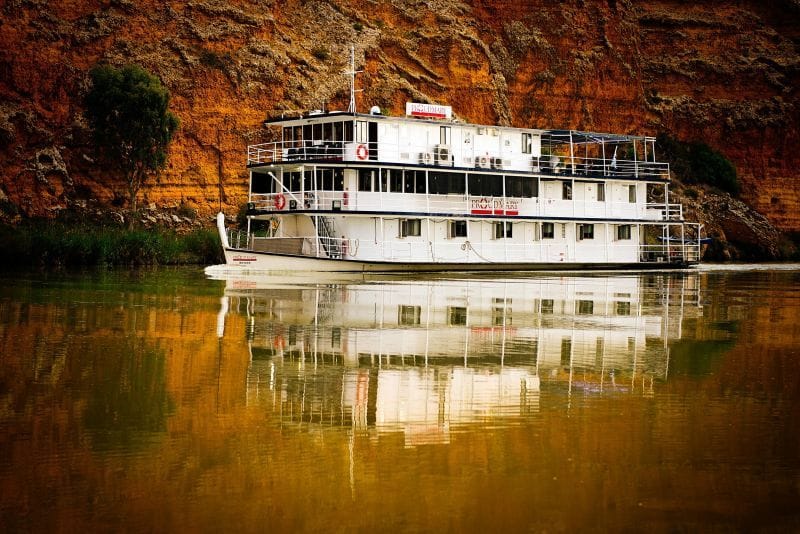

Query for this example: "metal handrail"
[247,140,670,180]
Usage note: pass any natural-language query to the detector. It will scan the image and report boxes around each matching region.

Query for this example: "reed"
[0,221,223,268]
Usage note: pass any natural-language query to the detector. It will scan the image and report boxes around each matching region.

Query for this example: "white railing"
[247,190,676,222]
[247,140,670,180]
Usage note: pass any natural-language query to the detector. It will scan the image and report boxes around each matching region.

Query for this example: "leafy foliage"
[85,64,180,211]
[657,133,740,195]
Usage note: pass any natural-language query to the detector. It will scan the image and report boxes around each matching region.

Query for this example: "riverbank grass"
[0,221,222,268]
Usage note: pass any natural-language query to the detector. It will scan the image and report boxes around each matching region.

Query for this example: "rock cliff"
[1,1,798,250]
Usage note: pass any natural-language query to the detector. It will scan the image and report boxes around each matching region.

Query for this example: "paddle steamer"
[218,61,701,272]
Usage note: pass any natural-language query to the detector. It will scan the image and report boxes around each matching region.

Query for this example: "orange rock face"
[1,1,798,229]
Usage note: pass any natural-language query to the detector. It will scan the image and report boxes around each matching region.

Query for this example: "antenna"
[345,45,362,113]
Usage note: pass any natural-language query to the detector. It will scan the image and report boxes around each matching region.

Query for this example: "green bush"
[657,133,740,196]
[0,221,223,269]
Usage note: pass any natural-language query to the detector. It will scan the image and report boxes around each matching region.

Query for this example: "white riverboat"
[218,69,702,272]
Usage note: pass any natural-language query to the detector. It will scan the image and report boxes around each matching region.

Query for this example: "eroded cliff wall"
[1,0,798,230]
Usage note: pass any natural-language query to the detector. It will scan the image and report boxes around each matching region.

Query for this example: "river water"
[0,266,798,532]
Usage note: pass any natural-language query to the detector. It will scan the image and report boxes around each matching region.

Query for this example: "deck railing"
[247,140,670,180]
[246,190,685,223]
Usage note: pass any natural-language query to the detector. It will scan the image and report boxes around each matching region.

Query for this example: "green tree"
[657,133,740,196]
[85,64,179,212]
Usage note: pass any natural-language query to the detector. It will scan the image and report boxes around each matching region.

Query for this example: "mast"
[346,45,362,113]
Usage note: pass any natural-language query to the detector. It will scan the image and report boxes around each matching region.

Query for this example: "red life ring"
[356,144,368,160]
[274,194,286,210]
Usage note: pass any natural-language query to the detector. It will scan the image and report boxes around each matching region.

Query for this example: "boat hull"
[223,247,693,272]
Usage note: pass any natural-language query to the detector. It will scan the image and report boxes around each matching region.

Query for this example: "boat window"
[617,224,631,240]
[578,223,594,240]
[494,221,513,239]
[576,300,594,315]
[283,127,292,144]
[358,169,373,192]
[597,183,605,202]
[333,168,344,191]
[403,170,425,194]
[468,173,502,197]
[440,126,451,146]
[542,222,555,239]
[304,170,313,192]
[251,173,272,194]
[505,175,537,198]
[379,170,388,192]
[333,122,343,142]
[522,132,533,154]
[389,169,403,192]
[312,122,322,142]
[356,121,368,143]
[448,220,467,238]
[399,218,421,237]
[398,305,421,325]
[447,307,467,326]
[303,124,312,144]
[323,122,332,141]
[293,126,302,147]
[290,172,302,192]
[628,184,637,203]
[562,181,572,200]
[429,172,465,195]
[344,121,354,142]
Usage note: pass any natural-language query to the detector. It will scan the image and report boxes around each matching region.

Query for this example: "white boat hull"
[222,247,690,272]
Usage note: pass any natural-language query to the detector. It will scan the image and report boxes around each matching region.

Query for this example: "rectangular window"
[505,175,537,198]
[440,126,451,145]
[577,223,594,240]
[615,301,631,316]
[448,220,468,238]
[400,219,421,237]
[429,172,465,195]
[494,221,513,239]
[448,306,467,326]
[617,224,631,240]
[597,183,605,202]
[522,132,533,154]
[562,181,572,200]
[542,222,555,239]
[389,169,403,192]
[628,184,637,203]
[356,121,368,143]
[541,299,554,314]
[358,169,373,192]
[576,300,594,315]
[398,305,421,325]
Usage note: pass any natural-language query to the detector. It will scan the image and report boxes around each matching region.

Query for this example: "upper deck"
[247,110,670,182]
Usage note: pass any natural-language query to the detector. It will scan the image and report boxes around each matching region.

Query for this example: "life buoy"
[356,144,368,160]
[274,194,286,210]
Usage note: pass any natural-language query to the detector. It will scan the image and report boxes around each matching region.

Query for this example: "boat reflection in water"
[213,271,701,446]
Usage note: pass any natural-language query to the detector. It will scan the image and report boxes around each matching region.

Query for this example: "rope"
[462,240,495,263]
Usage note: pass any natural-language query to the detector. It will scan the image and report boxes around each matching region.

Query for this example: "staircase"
[314,216,341,258]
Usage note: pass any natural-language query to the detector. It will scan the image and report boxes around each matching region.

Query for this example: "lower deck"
[226,213,701,269]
